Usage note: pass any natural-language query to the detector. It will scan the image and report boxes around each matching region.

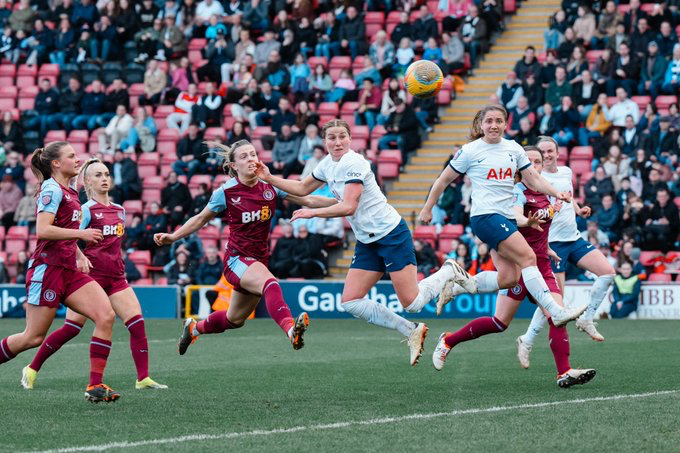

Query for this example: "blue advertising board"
[0,285,179,319]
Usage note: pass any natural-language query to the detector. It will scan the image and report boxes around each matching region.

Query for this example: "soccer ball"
[404,60,444,99]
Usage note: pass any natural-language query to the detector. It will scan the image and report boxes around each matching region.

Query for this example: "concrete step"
[329,266,348,275]
[393,181,433,189]
[337,258,352,267]
[387,189,428,198]
[404,164,445,172]
[410,155,450,163]
[386,197,427,205]
[399,172,440,180]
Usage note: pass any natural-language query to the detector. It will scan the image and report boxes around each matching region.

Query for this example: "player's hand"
[578,205,592,218]
[154,232,175,246]
[76,255,93,274]
[80,228,103,243]
[556,191,572,202]
[526,211,545,232]
[548,248,561,265]
[291,208,314,222]
[418,207,432,224]
[254,161,271,181]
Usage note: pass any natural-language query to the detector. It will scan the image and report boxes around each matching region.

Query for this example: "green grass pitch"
[1,318,679,452]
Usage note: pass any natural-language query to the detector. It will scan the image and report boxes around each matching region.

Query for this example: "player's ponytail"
[205,140,251,178]
[79,157,103,200]
[30,141,68,196]
[468,105,508,141]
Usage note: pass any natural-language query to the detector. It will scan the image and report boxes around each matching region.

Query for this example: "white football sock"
[405,263,454,313]
[343,297,416,337]
[474,271,499,292]
[521,266,563,318]
[521,307,546,348]
[192,325,201,337]
[584,274,615,320]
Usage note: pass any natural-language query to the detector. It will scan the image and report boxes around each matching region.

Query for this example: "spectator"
[120,108,158,153]
[138,60,166,108]
[579,93,611,146]
[413,5,438,48]
[607,42,639,97]
[269,97,296,134]
[585,166,615,208]
[290,224,326,278]
[521,72,544,112]
[594,193,621,242]
[495,71,523,110]
[369,30,396,81]
[289,53,311,100]
[48,77,82,133]
[125,213,144,249]
[638,41,666,99]
[195,246,223,285]
[646,116,678,160]
[293,101,319,133]
[556,27,576,62]
[0,151,24,191]
[573,69,599,117]
[190,183,211,216]
[641,168,669,204]
[593,47,614,90]
[610,261,640,318]
[581,219,610,246]
[91,15,117,61]
[460,4,487,68]
[378,98,420,162]
[412,94,439,131]
[71,79,107,131]
[415,239,439,276]
[301,145,326,179]
[393,37,415,77]
[440,0,472,33]
[643,188,679,251]
[662,44,680,94]
[133,17,163,64]
[222,29,255,82]
[602,145,631,192]
[122,249,142,283]
[441,31,465,75]
[313,11,340,60]
[354,78,381,133]
[605,87,640,127]
[263,50,290,93]
[454,241,472,271]
[296,124,322,166]
[545,66,572,108]
[544,9,567,50]
[552,96,579,146]
[49,18,76,68]
[253,28,280,69]
[565,46,588,84]
[166,250,196,286]
[0,111,23,155]
[24,78,59,138]
[269,124,301,177]
[252,81,284,129]
[270,222,297,278]
[309,64,333,107]
[229,78,261,128]
[656,21,677,58]
[158,13,187,60]
[354,57,381,86]
[325,68,355,103]
[572,6,595,47]
[513,46,541,81]
[431,180,460,227]
[390,11,413,47]
[514,117,537,147]
[0,25,19,64]
[110,150,142,203]
[620,115,641,157]
[0,255,8,283]
[8,0,35,33]
[629,17,655,59]
[193,82,222,127]
[161,171,192,229]
[167,83,200,134]
[173,123,204,179]
[377,78,407,126]
[0,175,22,230]
[593,1,621,50]
[305,215,343,246]
[13,184,36,231]
[71,0,98,28]
[226,121,250,146]
[537,102,557,136]
[98,105,133,153]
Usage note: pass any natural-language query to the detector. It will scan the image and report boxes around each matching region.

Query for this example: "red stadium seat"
[329,56,351,69]
[142,176,163,189]
[631,96,651,111]
[7,226,29,240]
[352,125,369,140]
[68,130,89,143]
[639,251,664,267]
[0,98,15,110]
[204,127,226,140]
[437,89,451,105]
[154,105,175,119]
[655,95,677,110]
[351,138,368,151]
[570,159,591,176]
[213,174,230,188]
[317,102,339,117]
[38,63,60,77]
[308,56,328,69]
[158,128,180,141]
[378,149,403,165]
[189,174,211,189]
[157,140,177,156]
[570,146,593,160]
[503,0,516,13]
[138,164,158,178]
[0,64,15,85]
[413,225,437,249]
[0,86,17,98]
[377,161,399,180]
[123,200,143,216]
[251,126,272,140]
[648,273,672,282]
[197,225,219,240]
[138,152,160,166]
[142,188,161,203]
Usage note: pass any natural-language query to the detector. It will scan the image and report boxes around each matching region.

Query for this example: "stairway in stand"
[327,0,560,278]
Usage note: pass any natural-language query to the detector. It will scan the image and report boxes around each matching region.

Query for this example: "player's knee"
[518,250,537,268]
[26,333,46,349]
[498,274,519,289]
[94,308,116,328]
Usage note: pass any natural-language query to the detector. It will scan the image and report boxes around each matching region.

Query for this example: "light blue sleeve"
[275,187,288,199]
[206,187,227,213]
[448,146,470,174]
[513,184,527,208]
[36,181,63,215]
[80,204,91,229]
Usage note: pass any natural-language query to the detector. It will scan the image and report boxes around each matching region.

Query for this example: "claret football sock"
[125,315,149,381]
[263,278,295,334]
[30,320,84,372]
[444,316,507,348]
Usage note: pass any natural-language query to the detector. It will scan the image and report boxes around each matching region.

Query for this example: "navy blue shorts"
[549,238,595,273]
[470,214,518,251]
[351,219,417,273]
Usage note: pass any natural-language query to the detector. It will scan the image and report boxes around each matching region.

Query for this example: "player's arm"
[419,165,459,224]
[255,162,324,196]
[286,194,338,209]
[75,246,93,273]
[154,206,218,246]
[520,166,571,202]
[291,183,362,221]
[513,205,545,231]
[572,198,591,217]
[36,212,103,242]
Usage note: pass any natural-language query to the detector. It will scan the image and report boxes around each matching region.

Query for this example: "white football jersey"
[312,150,401,243]
[542,166,581,242]
[448,138,531,219]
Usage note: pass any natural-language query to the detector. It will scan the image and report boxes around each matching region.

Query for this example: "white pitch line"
[28,389,679,453]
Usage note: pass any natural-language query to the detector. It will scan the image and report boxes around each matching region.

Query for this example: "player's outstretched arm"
[514,205,545,231]
[36,212,103,243]
[419,166,459,224]
[154,207,218,246]
[255,162,324,196]
[520,166,572,202]
[291,183,362,221]
[287,194,338,209]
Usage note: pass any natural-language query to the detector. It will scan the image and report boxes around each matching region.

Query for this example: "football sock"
[125,315,149,381]
[548,318,571,375]
[474,271,500,292]
[405,262,454,313]
[30,319,84,372]
[343,297,416,337]
[89,337,112,387]
[263,278,295,334]
[584,274,615,320]
[196,310,240,335]
[0,337,16,364]
[444,316,507,348]
[521,307,547,348]
[521,266,562,318]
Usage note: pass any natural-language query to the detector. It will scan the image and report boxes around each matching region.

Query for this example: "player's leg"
[22,309,87,389]
[575,247,615,341]
[497,232,585,326]
[65,280,119,402]
[433,293,518,371]
[108,287,168,389]
[1,305,57,365]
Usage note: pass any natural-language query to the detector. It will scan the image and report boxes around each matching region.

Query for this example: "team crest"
[43,289,57,302]
[41,192,52,206]
[511,285,522,295]
[261,205,271,220]
[263,189,274,201]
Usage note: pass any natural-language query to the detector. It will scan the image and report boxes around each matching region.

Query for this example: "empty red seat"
[317,102,339,116]
[352,125,369,140]
[655,95,677,110]
[142,176,163,189]
[122,200,143,216]
[189,174,211,189]
[570,146,593,160]
[378,149,403,165]
[45,130,67,142]
[204,127,225,140]
[251,126,272,140]
[158,128,179,141]
[141,188,161,203]
[129,250,151,266]
[138,164,158,178]
[68,130,89,143]
[0,86,18,98]
[138,152,160,166]
[197,225,219,240]
[308,56,327,69]
[570,159,591,176]
[157,140,177,156]
[377,161,399,180]
[437,89,451,105]
[0,98,15,110]
[329,56,351,69]
[154,105,175,118]
[631,95,651,111]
